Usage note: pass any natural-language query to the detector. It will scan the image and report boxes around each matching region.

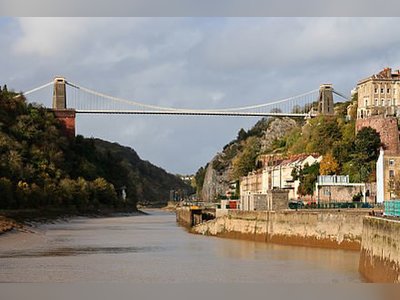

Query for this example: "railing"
[384,200,400,217]
[289,201,374,210]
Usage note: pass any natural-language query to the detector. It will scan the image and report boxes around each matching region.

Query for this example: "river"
[0,210,363,283]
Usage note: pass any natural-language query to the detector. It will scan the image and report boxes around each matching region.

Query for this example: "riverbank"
[187,209,368,250]
[359,216,400,283]
[0,207,146,235]
[178,208,400,283]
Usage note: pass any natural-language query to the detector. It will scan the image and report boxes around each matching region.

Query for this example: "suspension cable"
[66,80,319,112]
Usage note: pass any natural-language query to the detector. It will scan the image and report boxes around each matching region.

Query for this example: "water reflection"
[0,245,164,258]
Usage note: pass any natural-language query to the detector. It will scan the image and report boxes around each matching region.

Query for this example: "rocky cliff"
[200,117,298,202]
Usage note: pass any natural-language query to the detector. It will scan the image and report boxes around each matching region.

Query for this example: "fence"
[384,200,400,217]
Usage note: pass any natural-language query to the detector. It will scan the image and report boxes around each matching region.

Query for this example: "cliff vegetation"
[0,85,190,214]
[196,95,381,201]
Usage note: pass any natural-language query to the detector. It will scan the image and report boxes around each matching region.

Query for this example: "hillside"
[0,84,191,214]
[93,139,192,207]
[196,97,382,202]
[198,117,298,202]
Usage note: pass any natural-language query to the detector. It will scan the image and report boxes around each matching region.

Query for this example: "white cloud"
[13,18,92,56]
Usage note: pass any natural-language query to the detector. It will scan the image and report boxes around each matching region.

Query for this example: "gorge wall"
[200,117,298,202]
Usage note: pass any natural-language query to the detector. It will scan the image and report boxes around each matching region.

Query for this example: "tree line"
[0,85,137,212]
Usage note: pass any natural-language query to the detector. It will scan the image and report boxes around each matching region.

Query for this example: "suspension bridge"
[20,77,349,118]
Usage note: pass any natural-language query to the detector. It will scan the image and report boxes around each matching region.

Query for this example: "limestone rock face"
[201,157,232,202]
[200,117,298,202]
[260,117,297,152]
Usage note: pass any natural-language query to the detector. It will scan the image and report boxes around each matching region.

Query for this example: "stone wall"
[52,109,76,139]
[355,116,399,155]
[176,207,193,228]
[268,189,289,210]
[193,210,368,250]
[318,185,362,203]
[359,217,400,283]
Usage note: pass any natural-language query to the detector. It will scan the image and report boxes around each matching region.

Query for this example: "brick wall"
[52,109,76,139]
[356,116,399,155]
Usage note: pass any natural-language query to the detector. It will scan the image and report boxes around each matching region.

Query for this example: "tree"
[320,152,340,175]
[354,127,381,162]
[232,136,260,180]
[293,162,320,196]
[237,128,247,141]
[307,116,342,155]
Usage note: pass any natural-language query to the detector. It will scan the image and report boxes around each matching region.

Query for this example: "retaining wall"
[193,210,367,250]
[359,217,400,283]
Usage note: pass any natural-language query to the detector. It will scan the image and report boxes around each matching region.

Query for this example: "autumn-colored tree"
[319,153,340,175]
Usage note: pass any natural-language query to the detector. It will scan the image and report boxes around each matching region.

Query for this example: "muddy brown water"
[0,210,364,283]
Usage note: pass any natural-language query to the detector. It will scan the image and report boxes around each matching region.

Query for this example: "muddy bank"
[0,208,146,236]
[191,210,367,251]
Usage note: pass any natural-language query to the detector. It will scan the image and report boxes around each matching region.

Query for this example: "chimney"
[385,67,392,78]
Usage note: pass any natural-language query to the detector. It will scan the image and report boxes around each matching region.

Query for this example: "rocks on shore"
[0,216,22,234]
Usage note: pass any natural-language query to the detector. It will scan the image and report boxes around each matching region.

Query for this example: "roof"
[358,68,400,85]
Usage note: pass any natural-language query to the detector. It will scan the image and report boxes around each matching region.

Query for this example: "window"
[388,88,391,93]
[382,99,385,106]
[381,88,384,93]
[374,87,378,94]
[390,170,395,178]
[365,100,368,107]
[375,99,378,106]
[389,159,395,166]
[388,99,392,106]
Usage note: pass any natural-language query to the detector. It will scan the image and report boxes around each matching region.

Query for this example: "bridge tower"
[318,84,334,115]
[52,77,76,138]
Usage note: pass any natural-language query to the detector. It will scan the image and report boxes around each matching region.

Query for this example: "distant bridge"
[21,77,349,118]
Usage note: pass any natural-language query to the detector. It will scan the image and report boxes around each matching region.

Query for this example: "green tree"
[293,163,320,196]
[354,127,381,162]
[232,136,260,180]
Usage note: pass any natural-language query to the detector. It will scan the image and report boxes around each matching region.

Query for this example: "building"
[239,189,289,211]
[355,68,400,155]
[239,154,321,211]
[376,148,400,202]
[216,199,240,217]
[357,68,400,119]
[315,175,374,203]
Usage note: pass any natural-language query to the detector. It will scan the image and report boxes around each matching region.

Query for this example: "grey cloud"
[2,17,400,174]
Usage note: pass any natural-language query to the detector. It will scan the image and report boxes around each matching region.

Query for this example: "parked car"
[289,200,304,210]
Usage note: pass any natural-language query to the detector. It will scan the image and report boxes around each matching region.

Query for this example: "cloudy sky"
[1,17,400,174]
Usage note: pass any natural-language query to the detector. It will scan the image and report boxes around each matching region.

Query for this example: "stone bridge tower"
[318,84,334,115]
[52,77,76,138]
